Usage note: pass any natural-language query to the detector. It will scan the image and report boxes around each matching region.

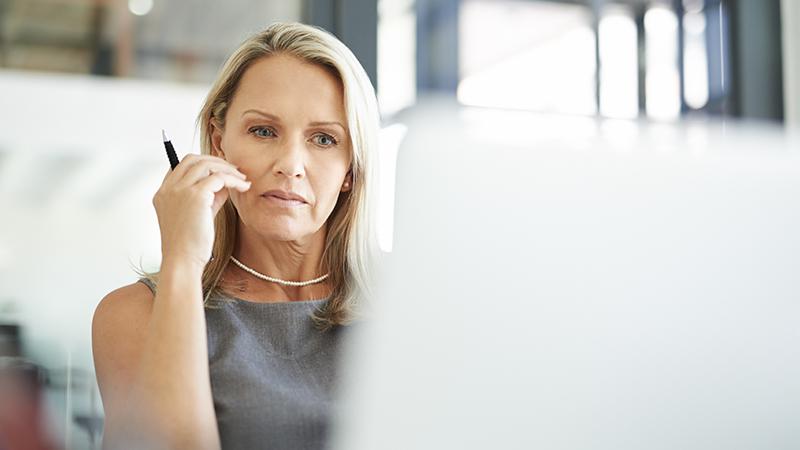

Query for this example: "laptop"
[331,100,800,450]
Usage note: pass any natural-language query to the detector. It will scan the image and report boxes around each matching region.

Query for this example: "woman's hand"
[153,154,251,270]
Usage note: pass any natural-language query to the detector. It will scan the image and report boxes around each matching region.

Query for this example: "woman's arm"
[92,260,220,450]
[93,154,248,448]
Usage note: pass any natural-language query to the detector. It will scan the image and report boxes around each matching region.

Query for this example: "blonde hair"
[140,22,380,330]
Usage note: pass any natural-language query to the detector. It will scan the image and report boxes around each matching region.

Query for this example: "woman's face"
[211,54,352,242]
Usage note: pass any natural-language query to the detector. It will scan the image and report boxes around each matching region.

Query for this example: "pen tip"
[162,129,169,142]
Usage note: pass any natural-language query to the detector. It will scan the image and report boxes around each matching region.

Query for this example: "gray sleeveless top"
[137,277,352,450]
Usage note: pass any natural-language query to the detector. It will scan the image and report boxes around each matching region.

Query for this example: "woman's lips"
[261,194,307,207]
[261,189,308,203]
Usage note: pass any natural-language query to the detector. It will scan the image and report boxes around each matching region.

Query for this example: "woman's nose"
[273,137,306,179]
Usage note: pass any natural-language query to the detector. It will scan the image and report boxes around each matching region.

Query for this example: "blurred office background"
[0,0,797,448]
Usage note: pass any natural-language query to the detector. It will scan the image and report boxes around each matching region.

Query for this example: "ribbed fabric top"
[137,277,352,450]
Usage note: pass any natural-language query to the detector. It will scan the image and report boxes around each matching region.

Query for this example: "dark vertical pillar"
[337,0,378,90]
[304,0,378,90]
[705,0,729,115]
[725,0,784,121]
[415,0,459,94]
[635,4,648,116]
[674,0,687,114]
[90,4,114,76]
[305,0,337,32]
[0,0,7,66]
[591,0,603,116]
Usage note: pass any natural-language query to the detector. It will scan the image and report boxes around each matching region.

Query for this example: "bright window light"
[683,9,709,109]
[458,1,596,116]
[600,6,638,119]
[378,0,416,117]
[645,6,681,121]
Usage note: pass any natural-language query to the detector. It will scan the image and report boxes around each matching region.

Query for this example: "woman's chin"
[248,220,314,242]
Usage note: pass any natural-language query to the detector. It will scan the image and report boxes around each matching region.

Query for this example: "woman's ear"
[210,120,226,159]
[341,170,353,192]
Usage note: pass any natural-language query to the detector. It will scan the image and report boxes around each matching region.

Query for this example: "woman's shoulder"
[95,280,156,318]
[92,280,156,349]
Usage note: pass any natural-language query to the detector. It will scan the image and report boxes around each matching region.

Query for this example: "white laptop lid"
[332,101,800,450]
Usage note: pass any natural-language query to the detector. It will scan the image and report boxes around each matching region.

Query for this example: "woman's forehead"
[230,54,346,124]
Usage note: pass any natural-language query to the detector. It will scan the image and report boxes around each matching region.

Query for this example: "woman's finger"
[194,172,251,200]
[174,160,247,189]
[168,154,244,183]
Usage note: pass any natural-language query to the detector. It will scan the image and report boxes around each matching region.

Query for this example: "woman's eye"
[249,126,275,138]
[312,133,338,146]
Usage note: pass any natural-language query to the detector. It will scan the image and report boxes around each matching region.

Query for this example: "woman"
[91,22,380,450]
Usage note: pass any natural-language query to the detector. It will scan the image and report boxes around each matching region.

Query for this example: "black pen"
[162,129,179,170]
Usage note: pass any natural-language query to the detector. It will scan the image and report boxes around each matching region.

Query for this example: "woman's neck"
[226,222,331,302]
[220,267,332,302]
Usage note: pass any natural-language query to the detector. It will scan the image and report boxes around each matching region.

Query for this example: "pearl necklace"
[229,256,330,287]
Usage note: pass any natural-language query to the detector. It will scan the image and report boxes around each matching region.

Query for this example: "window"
[457,0,596,115]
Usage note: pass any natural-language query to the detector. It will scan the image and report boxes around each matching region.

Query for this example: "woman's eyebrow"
[242,109,281,121]
[242,109,346,133]
[309,121,346,133]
